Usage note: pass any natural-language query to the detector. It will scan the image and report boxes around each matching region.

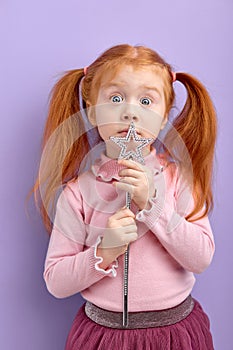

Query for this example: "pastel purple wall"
[1,1,232,349]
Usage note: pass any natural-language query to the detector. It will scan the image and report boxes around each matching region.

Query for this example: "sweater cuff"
[136,196,186,234]
[136,194,165,229]
[94,237,118,277]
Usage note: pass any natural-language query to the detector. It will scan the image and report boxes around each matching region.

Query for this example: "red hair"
[33,44,217,231]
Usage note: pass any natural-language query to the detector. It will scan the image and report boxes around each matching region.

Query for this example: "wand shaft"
[123,190,131,327]
[123,245,129,327]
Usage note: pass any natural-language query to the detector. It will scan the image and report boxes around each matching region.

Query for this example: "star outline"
[110,122,153,164]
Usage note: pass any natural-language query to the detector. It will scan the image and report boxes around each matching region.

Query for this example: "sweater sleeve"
[43,183,116,299]
[136,166,215,274]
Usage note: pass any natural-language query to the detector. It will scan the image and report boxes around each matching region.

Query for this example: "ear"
[86,101,97,126]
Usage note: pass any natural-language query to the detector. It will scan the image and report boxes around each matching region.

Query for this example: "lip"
[118,129,129,135]
[118,129,142,136]
[117,131,128,136]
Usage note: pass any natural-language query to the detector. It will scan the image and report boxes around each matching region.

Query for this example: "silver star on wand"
[110,122,153,165]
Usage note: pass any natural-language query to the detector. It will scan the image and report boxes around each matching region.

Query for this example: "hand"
[114,159,156,210]
[97,207,138,268]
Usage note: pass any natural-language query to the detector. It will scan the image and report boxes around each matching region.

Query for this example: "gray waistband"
[85,295,194,329]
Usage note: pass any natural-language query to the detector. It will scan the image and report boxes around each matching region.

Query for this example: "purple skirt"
[65,299,214,350]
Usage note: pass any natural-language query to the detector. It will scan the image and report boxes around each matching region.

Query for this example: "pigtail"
[166,72,217,220]
[34,69,90,232]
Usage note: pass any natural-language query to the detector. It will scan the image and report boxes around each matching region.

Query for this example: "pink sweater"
[44,150,215,312]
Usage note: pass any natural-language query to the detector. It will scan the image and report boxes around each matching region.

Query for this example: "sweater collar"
[91,148,166,182]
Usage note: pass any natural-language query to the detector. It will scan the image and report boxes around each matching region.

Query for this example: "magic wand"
[110,122,153,327]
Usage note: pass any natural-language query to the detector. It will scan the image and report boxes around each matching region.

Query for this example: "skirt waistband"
[85,295,194,329]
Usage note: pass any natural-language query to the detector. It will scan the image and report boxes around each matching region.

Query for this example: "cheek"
[97,124,111,140]
[141,111,165,138]
[95,106,119,140]
[95,104,118,125]
[150,121,164,138]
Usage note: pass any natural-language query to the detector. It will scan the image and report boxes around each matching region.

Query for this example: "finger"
[119,168,144,179]
[114,182,134,194]
[108,217,135,228]
[123,232,138,244]
[112,207,135,220]
[118,159,144,172]
[118,219,137,229]
[119,177,138,187]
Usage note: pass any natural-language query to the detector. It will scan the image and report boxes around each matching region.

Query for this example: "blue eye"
[111,95,123,103]
[140,97,151,106]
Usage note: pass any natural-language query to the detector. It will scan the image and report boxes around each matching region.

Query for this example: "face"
[88,65,168,158]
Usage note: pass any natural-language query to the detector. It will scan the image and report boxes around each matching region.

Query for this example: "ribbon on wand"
[110,122,153,327]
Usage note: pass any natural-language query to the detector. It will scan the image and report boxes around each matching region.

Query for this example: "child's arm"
[136,166,215,274]
[43,186,137,298]
[116,159,214,274]
[43,184,108,298]
[44,228,107,298]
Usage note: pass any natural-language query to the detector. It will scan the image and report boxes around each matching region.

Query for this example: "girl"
[35,44,217,349]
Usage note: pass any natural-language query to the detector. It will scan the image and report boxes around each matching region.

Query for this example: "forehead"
[100,64,165,89]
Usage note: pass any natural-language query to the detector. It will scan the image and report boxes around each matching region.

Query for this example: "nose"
[121,104,139,122]
[122,114,138,122]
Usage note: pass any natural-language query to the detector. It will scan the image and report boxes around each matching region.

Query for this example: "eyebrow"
[102,82,162,96]
[141,85,162,96]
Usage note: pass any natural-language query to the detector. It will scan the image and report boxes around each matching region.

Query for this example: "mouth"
[117,128,142,137]
[117,129,128,136]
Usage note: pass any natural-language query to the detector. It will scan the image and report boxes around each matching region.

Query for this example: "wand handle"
[123,244,129,327]
[123,190,131,327]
